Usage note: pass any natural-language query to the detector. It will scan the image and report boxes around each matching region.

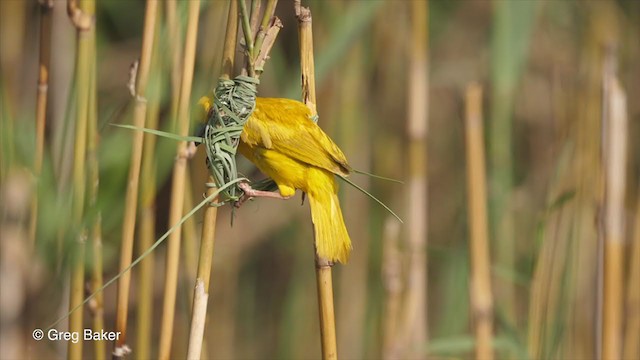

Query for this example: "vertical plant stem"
[295,2,316,116]
[30,0,54,248]
[624,191,640,360]
[602,72,627,360]
[166,0,182,130]
[254,0,278,54]
[186,1,238,358]
[113,1,158,357]
[86,31,104,360]
[382,217,402,360]
[220,0,238,81]
[135,12,164,359]
[315,261,338,360]
[238,0,255,77]
[187,279,209,360]
[67,0,94,358]
[182,173,201,296]
[158,1,200,358]
[401,0,429,357]
[294,2,336,359]
[464,83,495,360]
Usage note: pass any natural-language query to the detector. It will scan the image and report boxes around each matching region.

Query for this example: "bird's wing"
[241,98,351,176]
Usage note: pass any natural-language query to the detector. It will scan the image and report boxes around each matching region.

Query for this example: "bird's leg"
[235,182,292,208]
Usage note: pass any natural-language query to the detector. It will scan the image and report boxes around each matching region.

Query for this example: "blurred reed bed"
[0,1,639,359]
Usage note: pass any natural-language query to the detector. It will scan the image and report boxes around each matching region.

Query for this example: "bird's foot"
[235,182,292,208]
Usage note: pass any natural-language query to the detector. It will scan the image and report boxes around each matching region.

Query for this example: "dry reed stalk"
[135,15,164,359]
[294,2,337,359]
[183,173,201,293]
[112,1,158,357]
[382,217,402,360]
[186,1,281,357]
[187,279,209,360]
[624,191,640,359]
[400,0,429,357]
[67,0,94,358]
[602,76,627,360]
[464,83,494,360]
[30,0,54,248]
[86,36,105,360]
[191,3,238,358]
[68,245,86,360]
[165,0,181,130]
[158,1,201,358]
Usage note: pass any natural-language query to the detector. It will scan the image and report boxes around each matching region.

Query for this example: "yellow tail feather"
[307,168,351,263]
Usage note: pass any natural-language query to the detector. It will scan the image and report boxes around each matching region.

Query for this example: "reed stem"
[624,191,640,360]
[186,1,280,357]
[30,0,54,248]
[165,0,182,131]
[294,2,337,359]
[382,217,402,360]
[158,1,200,358]
[187,279,209,360]
[602,68,627,360]
[401,0,429,357]
[464,83,494,360]
[113,1,158,357]
[135,11,164,358]
[86,32,104,360]
[67,0,94,358]
[185,1,237,357]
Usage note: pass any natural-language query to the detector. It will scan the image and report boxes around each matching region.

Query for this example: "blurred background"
[1,0,639,359]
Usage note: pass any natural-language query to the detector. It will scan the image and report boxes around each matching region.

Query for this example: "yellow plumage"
[238,98,352,263]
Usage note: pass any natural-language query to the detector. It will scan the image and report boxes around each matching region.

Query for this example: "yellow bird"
[235,98,352,263]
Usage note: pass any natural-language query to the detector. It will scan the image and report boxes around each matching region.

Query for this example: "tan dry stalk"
[30,0,54,248]
[187,279,209,360]
[182,173,201,294]
[158,1,201,358]
[464,83,495,360]
[135,15,164,359]
[623,191,640,359]
[382,217,402,360]
[67,0,95,358]
[187,0,283,357]
[315,262,338,360]
[254,0,278,54]
[294,2,337,359]
[220,0,239,81]
[186,2,238,358]
[295,2,317,116]
[68,242,86,360]
[90,221,105,360]
[165,0,182,130]
[86,35,105,360]
[112,1,158,357]
[400,0,429,357]
[602,76,627,360]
